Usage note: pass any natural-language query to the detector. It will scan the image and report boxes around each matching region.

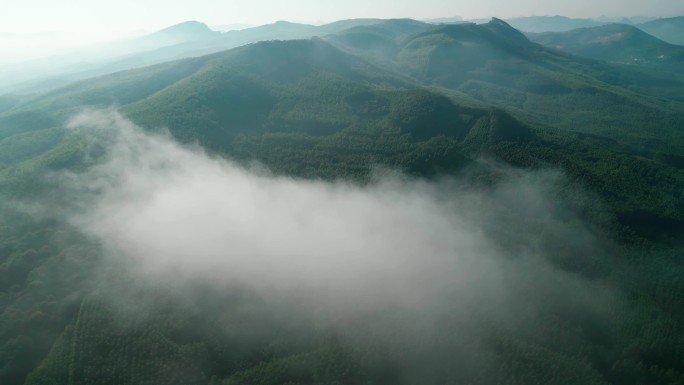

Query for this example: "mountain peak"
[153,20,217,41]
[159,20,213,34]
[637,16,684,45]
[112,20,218,54]
[485,17,526,36]
[489,17,509,25]
[527,23,684,65]
[482,18,536,51]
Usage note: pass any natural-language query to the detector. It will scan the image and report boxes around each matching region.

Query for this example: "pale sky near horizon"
[2,0,683,35]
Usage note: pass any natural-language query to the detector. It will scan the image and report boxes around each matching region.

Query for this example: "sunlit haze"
[2,0,683,35]
[1,0,681,66]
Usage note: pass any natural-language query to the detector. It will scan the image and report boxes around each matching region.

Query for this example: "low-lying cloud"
[61,109,617,341]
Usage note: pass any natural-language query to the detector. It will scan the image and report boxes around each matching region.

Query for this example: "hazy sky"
[2,0,683,35]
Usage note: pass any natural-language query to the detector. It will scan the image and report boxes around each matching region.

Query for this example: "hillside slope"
[637,16,684,45]
[528,24,684,66]
[328,19,684,155]
[0,19,433,96]
[0,27,683,385]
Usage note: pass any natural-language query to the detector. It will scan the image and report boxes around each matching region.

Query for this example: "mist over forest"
[0,7,683,385]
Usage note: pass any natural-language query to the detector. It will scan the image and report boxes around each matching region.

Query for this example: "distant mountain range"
[0,19,428,95]
[3,15,683,97]
[500,15,684,41]
[4,18,683,205]
[527,23,684,66]
[636,16,684,45]
[504,16,609,33]
[1,16,684,385]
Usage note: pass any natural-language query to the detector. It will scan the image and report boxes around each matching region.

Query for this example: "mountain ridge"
[637,16,684,45]
[528,23,684,66]
[0,17,684,385]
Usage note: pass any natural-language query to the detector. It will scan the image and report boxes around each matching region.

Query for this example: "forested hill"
[527,24,684,67]
[0,18,432,96]
[2,34,682,235]
[332,19,684,152]
[0,18,683,385]
[636,16,684,46]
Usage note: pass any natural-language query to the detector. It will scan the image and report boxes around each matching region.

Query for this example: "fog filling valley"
[54,109,620,371]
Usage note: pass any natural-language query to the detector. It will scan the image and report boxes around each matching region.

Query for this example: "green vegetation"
[0,18,683,385]
[636,17,684,46]
[527,24,684,67]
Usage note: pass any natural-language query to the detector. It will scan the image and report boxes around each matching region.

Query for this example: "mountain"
[504,16,607,32]
[0,43,549,384]
[132,20,220,47]
[0,95,24,114]
[0,19,432,96]
[0,38,531,178]
[636,16,684,45]
[422,16,465,24]
[323,19,431,63]
[223,20,316,40]
[527,24,684,66]
[331,18,684,153]
[2,29,682,234]
[0,21,222,95]
[594,16,657,24]
[211,23,256,31]
[1,18,684,385]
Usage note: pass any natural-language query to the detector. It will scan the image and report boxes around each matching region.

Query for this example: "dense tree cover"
[526,24,684,67]
[0,19,682,385]
[636,17,684,46]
